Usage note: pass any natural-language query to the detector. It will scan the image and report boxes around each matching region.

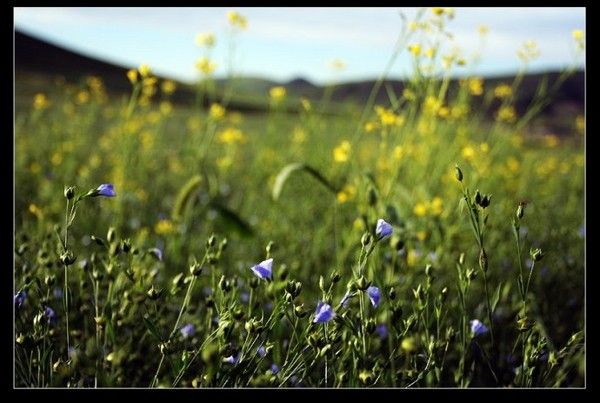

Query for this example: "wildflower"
[53,288,63,299]
[28,204,43,220]
[366,286,381,308]
[496,106,517,123]
[478,25,489,35]
[155,219,175,235]
[209,103,226,120]
[33,93,49,110]
[127,69,138,84]
[257,345,267,358]
[336,184,356,203]
[494,84,512,99]
[14,290,26,308]
[413,202,428,217]
[250,258,273,280]
[269,86,286,101]
[333,141,351,163]
[139,64,152,78]
[94,183,116,197]
[270,363,280,374]
[313,301,335,323]
[470,319,489,336]
[218,127,246,144]
[408,43,422,57]
[196,57,217,75]
[401,336,416,353]
[178,323,196,339]
[44,307,57,324]
[148,247,163,262]
[468,77,484,96]
[461,145,476,161]
[430,197,443,216]
[227,11,248,29]
[376,324,388,340]
[572,29,584,49]
[161,80,176,95]
[300,98,312,111]
[375,218,393,240]
[195,32,216,48]
[223,352,240,365]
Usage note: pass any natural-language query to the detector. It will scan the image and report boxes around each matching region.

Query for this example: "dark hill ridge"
[15,29,584,127]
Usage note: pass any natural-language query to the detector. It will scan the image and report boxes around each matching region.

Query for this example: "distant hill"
[15,29,584,131]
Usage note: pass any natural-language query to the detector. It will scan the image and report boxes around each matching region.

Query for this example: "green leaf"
[491,281,503,313]
[209,200,254,238]
[272,162,337,201]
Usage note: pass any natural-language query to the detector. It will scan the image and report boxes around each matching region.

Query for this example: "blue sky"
[14,7,585,85]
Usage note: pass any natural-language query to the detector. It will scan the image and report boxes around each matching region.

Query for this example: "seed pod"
[388,287,396,300]
[479,248,488,272]
[474,190,482,206]
[361,232,372,247]
[357,276,371,291]
[64,186,75,200]
[531,248,544,262]
[454,164,463,182]
[207,234,216,248]
[516,203,525,220]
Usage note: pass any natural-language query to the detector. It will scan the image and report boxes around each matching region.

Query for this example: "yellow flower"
[407,249,421,267]
[333,141,351,163]
[413,202,428,217]
[494,84,512,99]
[572,29,584,41]
[353,218,364,232]
[408,43,422,57]
[401,337,417,353]
[425,48,436,59]
[423,96,441,114]
[195,32,216,48]
[496,106,517,123]
[375,106,404,126]
[76,90,90,104]
[438,106,450,119]
[196,57,217,75]
[468,77,484,96]
[29,204,44,220]
[127,69,138,84]
[217,127,246,145]
[51,152,63,166]
[227,11,248,29]
[517,40,540,62]
[479,143,489,153]
[161,80,177,95]
[29,162,41,174]
[33,93,49,110]
[209,103,226,120]
[139,64,152,78]
[431,7,444,16]
[155,219,175,235]
[451,105,469,120]
[336,184,356,203]
[462,145,476,162]
[416,231,428,242]
[478,25,489,35]
[408,21,418,32]
[575,115,584,134]
[217,156,233,170]
[269,86,286,101]
[430,197,443,216]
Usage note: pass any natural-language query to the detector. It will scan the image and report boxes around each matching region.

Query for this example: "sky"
[14,7,585,85]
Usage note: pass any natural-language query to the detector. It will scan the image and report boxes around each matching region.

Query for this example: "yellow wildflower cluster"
[374,106,404,127]
[333,141,351,163]
[572,29,584,50]
[161,80,177,95]
[496,106,517,123]
[227,11,248,29]
[33,93,49,110]
[210,103,226,120]
[517,40,541,63]
[467,77,484,96]
[413,197,444,217]
[494,84,512,99]
[408,43,422,57]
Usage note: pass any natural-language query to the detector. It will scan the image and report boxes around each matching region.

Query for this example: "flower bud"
[388,287,396,300]
[474,189,482,206]
[454,164,463,182]
[330,270,341,284]
[60,250,76,266]
[516,203,525,220]
[45,275,56,286]
[530,248,543,262]
[64,186,75,200]
[357,276,371,291]
[207,234,216,248]
[480,194,492,209]
[190,262,203,276]
[361,232,372,247]
[441,287,448,302]
[459,253,465,265]
[147,286,162,300]
[479,248,488,272]
[266,241,275,255]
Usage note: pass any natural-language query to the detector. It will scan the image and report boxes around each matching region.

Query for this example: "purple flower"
[44,307,57,324]
[376,324,388,340]
[257,345,267,358]
[367,286,381,308]
[53,287,63,300]
[470,319,488,336]
[95,183,116,197]
[340,291,352,308]
[223,352,240,365]
[375,219,393,240]
[180,323,195,338]
[250,258,273,280]
[578,224,585,238]
[148,247,163,261]
[14,290,26,308]
[313,301,335,324]
[240,291,250,303]
[270,363,280,374]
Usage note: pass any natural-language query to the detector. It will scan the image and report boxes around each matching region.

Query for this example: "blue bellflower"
[375,219,393,240]
[180,323,196,338]
[250,258,273,280]
[376,324,388,340]
[367,286,381,308]
[14,290,27,308]
[271,364,280,374]
[257,345,267,358]
[44,307,57,324]
[313,301,335,323]
[224,352,240,365]
[470,319,489,336]
[95,183,116,197]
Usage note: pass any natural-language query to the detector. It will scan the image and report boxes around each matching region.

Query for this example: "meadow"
[14,9,585,387]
